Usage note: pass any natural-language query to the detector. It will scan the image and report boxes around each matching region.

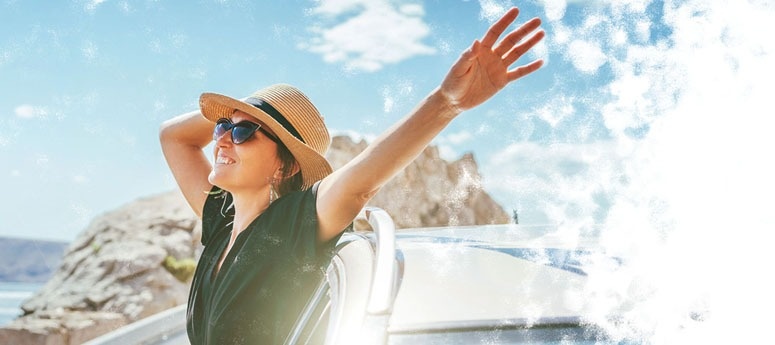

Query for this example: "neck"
[229,186,271,234]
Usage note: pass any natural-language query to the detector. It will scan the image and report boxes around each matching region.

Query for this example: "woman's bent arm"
[159,110,214,218]
[315,7,545,241]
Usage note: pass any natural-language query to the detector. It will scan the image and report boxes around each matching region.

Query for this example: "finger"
[502,30,545,66]
[506,59,544,82]
[493,17,542,57]
[480,7,519,49]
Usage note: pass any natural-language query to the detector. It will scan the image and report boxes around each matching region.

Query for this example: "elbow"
[158,118,180,146]
[159,119,173,140]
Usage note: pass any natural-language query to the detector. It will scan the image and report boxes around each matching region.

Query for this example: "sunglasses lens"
[213,120,230,140]
[213,119,261,144]
[231,125,255,144]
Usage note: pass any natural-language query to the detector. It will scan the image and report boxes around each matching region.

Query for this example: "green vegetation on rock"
[162,255,197,282]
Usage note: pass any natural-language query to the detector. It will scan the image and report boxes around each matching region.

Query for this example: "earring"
[269,177,279,204]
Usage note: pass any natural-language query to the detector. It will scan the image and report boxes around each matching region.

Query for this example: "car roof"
[355,224,613,333]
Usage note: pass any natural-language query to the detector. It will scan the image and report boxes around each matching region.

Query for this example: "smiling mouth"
[216,156,236,165]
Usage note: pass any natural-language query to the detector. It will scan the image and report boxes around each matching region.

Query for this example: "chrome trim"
[358,207,397,315]
[387,316,584,334]
[284,277,331,345]
[323,255,346,345]
[82,304,187,345]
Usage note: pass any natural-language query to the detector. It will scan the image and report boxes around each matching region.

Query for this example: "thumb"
[449,40,480,78]
[463,39,481,61]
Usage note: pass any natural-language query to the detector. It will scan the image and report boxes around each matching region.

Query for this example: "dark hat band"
[245,97,305,143]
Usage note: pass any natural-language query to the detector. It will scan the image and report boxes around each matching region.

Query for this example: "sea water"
[0,282,41,327]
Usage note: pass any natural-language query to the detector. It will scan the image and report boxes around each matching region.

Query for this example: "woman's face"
[208,111,282,194]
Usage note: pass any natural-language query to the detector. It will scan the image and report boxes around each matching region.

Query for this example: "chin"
[208,171,228,189]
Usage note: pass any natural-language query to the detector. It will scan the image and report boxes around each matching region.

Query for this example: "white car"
[286,208,629,345]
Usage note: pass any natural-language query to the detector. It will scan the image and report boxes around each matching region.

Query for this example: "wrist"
[429,88,463,119]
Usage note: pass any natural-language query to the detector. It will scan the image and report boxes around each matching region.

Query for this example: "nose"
[214,128,233,147]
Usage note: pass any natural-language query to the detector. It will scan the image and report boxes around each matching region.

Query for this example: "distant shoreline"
[0,237,68,283]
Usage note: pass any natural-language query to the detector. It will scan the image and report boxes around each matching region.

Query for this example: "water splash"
[579,0,775,343]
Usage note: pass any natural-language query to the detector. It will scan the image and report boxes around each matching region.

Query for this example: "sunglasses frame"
[214,118,279,144]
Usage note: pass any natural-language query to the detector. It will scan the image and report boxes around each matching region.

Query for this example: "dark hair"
[276,143,303,196]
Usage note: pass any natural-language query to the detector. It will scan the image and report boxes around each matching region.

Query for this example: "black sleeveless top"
[186,186,346,344]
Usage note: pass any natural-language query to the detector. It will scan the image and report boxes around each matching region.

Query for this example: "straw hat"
[199,84,332,190]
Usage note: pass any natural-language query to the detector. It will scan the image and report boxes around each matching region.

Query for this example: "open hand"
[440,7,545,113]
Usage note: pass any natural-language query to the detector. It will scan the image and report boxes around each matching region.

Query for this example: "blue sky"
[2,0,774,340]
[1,0,617,241]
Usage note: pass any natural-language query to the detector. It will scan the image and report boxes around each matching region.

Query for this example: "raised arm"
[316,7,546,241]
[159,110,215,218]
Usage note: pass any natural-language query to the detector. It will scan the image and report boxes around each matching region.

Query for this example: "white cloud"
[15,104,37,118]
[609,27,628,47]
[483,141,622,227]
[436,144,458,161]
[431,130,475,161]
[399,3,424,16]
[84,0,107,14]
[14,104,48,119]
[542,0,566,21]
[478,0,513,22]
[601,42,678,142]
[302,0,436,72]
[309,0,364,15]
[536,95,575,127]
[550,22,571,45]
[566,39,607,74]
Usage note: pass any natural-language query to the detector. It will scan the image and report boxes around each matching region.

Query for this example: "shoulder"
[263,187,316,221]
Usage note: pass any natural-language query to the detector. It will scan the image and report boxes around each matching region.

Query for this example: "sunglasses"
[213,118,279,144]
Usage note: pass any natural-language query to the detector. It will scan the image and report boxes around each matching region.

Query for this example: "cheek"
[242,147,280,175]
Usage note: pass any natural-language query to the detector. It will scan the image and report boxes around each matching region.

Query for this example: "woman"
[160,7,544,344]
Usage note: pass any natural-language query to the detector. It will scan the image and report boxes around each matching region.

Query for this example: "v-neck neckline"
[211,221,240,281]
[209,209,266,282]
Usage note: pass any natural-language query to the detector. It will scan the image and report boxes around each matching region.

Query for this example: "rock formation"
[0,191,199,345]
[327,136,510,229]
[0,135,509,344]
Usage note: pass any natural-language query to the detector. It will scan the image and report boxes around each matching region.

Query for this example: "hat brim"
[199,92,333,190]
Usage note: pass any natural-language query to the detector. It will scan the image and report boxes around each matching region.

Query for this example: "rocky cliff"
[0,135,509,344]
